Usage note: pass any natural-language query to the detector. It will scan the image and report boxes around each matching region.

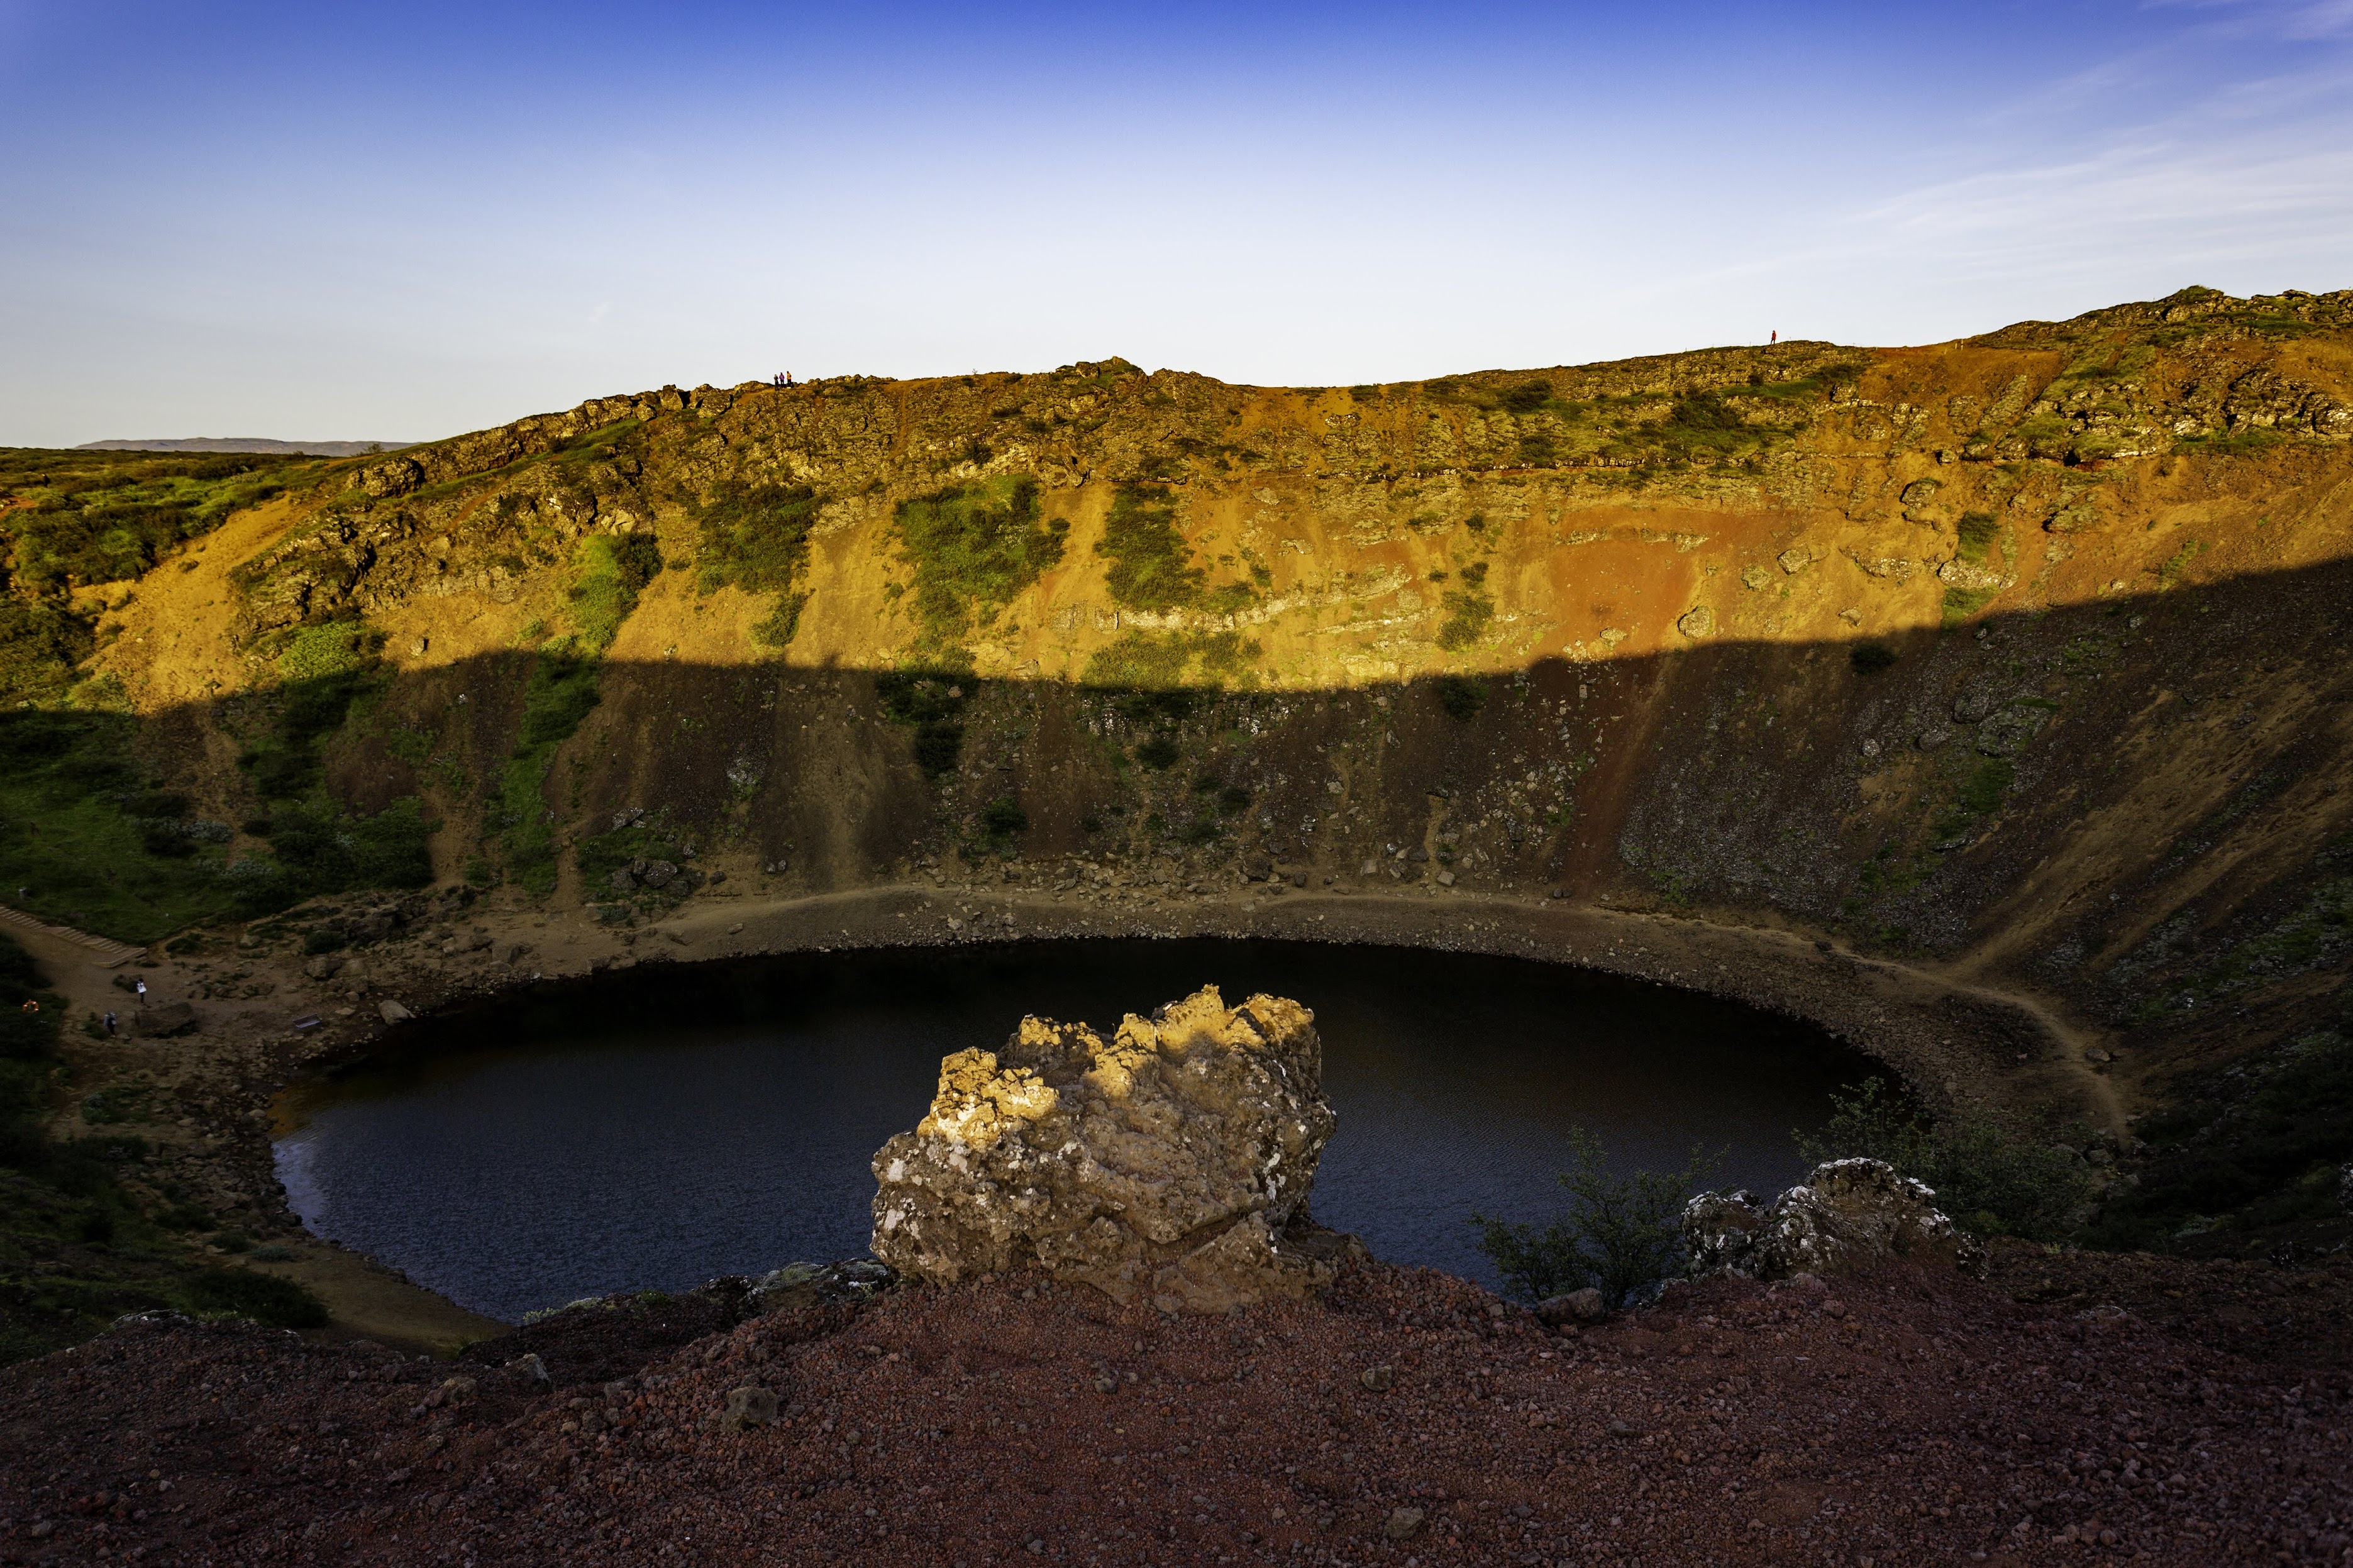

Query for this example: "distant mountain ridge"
[77,437,416,458]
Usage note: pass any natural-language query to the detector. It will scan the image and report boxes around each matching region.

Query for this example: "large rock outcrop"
[1683,1158,1987,1281]
[869,986,1348,1313]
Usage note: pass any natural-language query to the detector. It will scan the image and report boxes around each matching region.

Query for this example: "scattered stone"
[639,860,678,890]
[609,868,638,893]
[746,1259,893,1315]
[1384,1506,1425,1540]
[1778,548,1810,575]
[302,954,345,980]
[1915,726,1952,751]
[504,1353,550,1391]
[1741,564,1772,590]
[1359,1364,1395,1391]
[1937,558,2011,593]
[378,1000,415,1024]
[870,986,1349,1313]
[722,1384,779,1430]
[1975,701,2053,757]
[1676,605,1714,639]
[424,1376,477,1410]
[1534,1287,1606,1325]
[1685,1159,1986,1282]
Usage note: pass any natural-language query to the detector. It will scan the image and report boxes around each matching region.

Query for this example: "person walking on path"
[102,1010,117,1036]
[133,978,147,1000]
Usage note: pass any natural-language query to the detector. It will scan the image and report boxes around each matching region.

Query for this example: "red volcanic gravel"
[2,1262,2347,1567]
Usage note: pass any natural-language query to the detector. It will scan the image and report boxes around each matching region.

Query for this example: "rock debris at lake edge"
[3,1259,2345,1566]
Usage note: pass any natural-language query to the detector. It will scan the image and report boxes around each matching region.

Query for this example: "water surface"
[274,939,1869,1321]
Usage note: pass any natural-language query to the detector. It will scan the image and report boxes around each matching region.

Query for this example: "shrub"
[1796,1077,2091,1240]
[874,667,972,778]
[1434,560,1493,651]
[1471,1127,1716,1308]
[177,1267,328,1330]
[0,599,95,705]
[272,619,380,683]
[1849,642,1897,675]
[568,531,663,653]
[892,477,1066,654]
[1668,392,1744,432]
[1956,511,1999,561]
[495,651,604,894]
[1434,675,1486,722]
[1497,382,1552,415]
[1097,484,1204,612]
[1082,630,1259,692]
[979,797,1029,840]
[1135,736,1181,771]
[695,482,820,595]
[1957,758,2014,816]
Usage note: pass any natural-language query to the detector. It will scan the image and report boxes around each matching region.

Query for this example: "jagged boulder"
[1684,1158,1986,1281]
[870,986,1347,1313]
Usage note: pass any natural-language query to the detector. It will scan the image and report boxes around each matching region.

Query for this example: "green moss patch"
[485,649,606,895]
[1082,630,1260,692]
[568,532,663,653]
[891,477,1065,656]
[695,480,820,648]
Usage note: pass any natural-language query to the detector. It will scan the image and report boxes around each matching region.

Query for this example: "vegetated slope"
[2,284,2350,1253]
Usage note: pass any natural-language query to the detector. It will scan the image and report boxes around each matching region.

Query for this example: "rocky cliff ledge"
[871,986,1354,1311]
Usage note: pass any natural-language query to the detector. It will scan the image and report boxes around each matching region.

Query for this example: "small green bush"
[1135,736,1181,771]
[178,1267,328,1330]
[1957,757,2015,816]
[1497,382,1552,415]
[875,667,972,778]
[893,477,1066,655]
[568,531,662,652]
[1956,511,1999,561]
[1434,560,1493,652]
[272,620,380,684]
[1082,630,1260,692]
[1849,642,1897,675]
[1097,483,1203,612]
[979,797,1029,840]
[1434,675,1486,722]
[1797,1077,2091,1240]
[1471,1127,1716,1309]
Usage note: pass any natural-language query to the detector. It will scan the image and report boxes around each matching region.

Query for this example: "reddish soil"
[4,1260,2349,1567]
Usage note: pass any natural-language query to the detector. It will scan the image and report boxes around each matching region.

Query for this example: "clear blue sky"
[2,0,2347,446]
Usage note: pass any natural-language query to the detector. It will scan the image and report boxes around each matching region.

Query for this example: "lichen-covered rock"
[1684,1158,1986,1281]
[870,986,1344,1313]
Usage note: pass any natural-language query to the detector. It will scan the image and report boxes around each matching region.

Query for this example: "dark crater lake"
[272,939,1873,1322]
